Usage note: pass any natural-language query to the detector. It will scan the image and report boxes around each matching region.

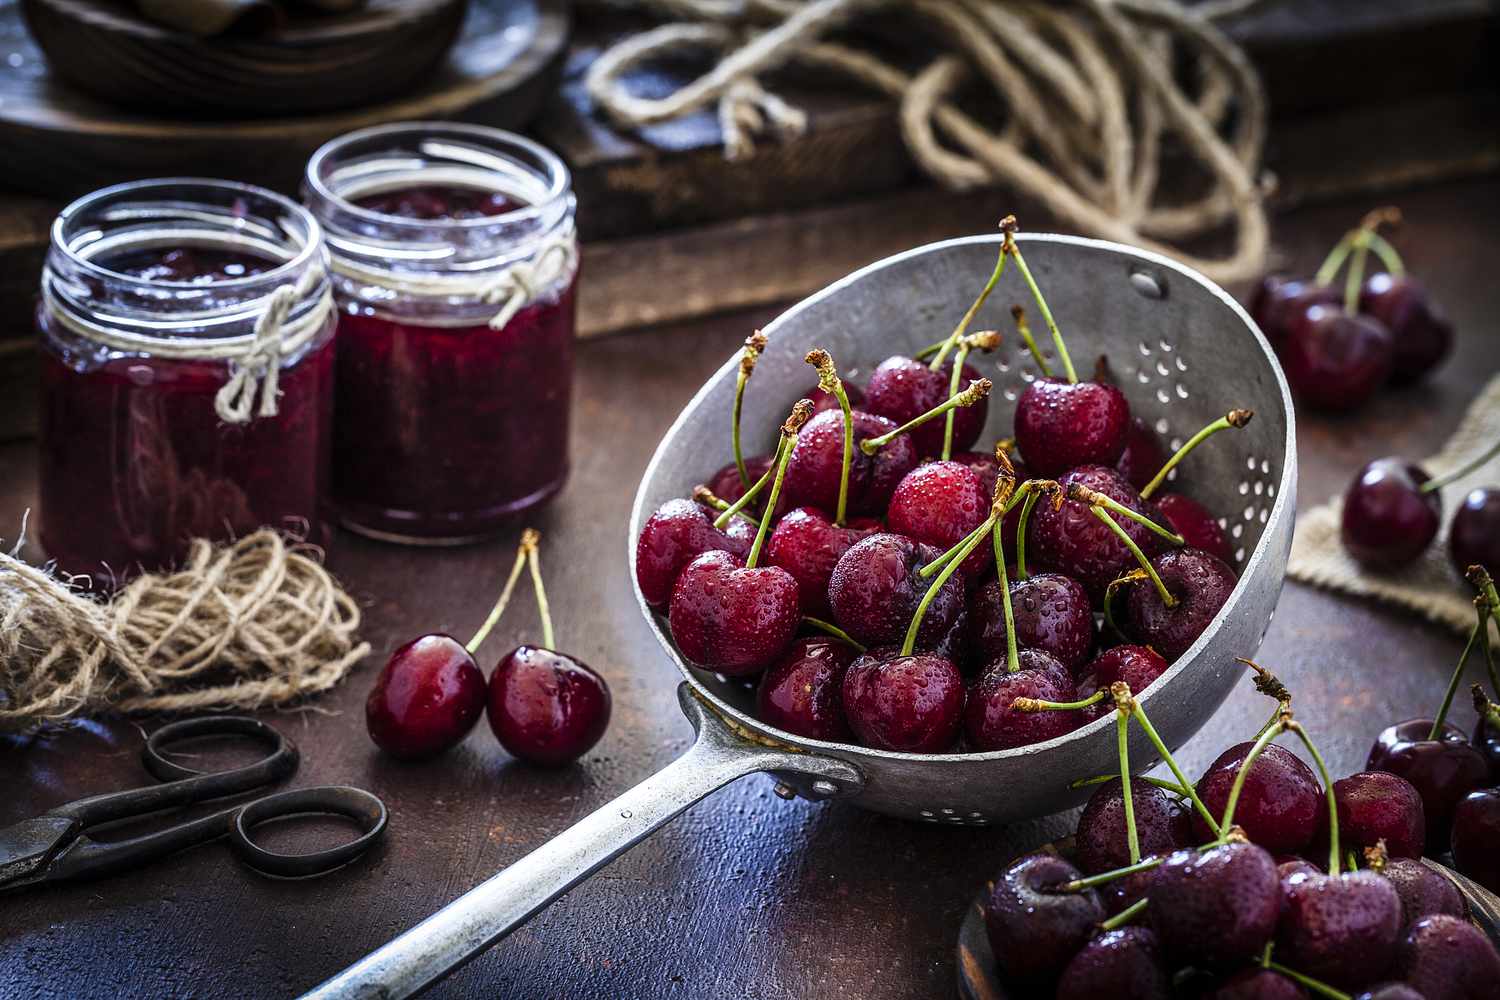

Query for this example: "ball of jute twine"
[584,0,1270,283]
[0,529,370,731]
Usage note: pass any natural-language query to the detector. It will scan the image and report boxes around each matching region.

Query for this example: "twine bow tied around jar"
[214,264,331,422]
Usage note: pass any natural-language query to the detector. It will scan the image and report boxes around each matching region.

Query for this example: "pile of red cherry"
[981,573,1500,1000]
[635,217,1250,754]
[363,529,612,766]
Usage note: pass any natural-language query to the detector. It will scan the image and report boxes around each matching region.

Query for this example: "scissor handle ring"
[143,716,299,784]
[230,786,389,878]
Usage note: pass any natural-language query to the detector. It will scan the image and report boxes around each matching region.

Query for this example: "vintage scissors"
[0,716,387,891]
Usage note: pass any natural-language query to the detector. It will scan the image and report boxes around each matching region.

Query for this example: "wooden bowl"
[20,0,467,116]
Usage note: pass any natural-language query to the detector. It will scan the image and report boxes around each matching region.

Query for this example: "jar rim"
[304,121,572,232]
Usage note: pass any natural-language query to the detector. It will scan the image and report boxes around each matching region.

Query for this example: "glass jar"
[37,179,337,586]
[304,122,578,544]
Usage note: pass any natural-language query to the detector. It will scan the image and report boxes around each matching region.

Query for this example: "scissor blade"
[0,815,76,889]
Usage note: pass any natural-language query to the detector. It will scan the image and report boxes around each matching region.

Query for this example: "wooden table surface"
[2,177,1498,1000]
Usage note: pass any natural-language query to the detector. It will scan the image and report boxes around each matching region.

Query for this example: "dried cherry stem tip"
[1069,483,1184,545]
[1140,409,1255,500]
[805,348,855,525]
[731,331,768,490]
[1013,690,1107,712]
[466,534,533,654]
[1429,592,1494,738]
[859,378,992,455]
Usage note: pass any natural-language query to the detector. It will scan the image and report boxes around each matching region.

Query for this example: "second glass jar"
[305,123,577,544]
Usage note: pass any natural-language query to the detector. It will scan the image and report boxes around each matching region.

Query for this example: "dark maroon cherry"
[1191,741,1322,853]
[1277,870,1402,989]
[969,573,1094,675]
[1117,416,1169,492]
[706,454,776,506]
[1397,914,1500,1000]
[1367,719,1490,851]
[1379,857,1465,930]
[1155,492,1234,566]
[1280,859,1323,911]
[635,498,755,608]
[1361,272,1453,383]
[1250,274,1339,351]
[1125,547,1237,661]
[667,549,800,675]
[1473,710,1500,781]
[1280,303,1394,412]
[1015,377,1131,477]
[487,644,611,766]
[756,637,855,742]
[803,378,864,414]
[765,507,879,617]
[366,634,487,759]
[1076,778,1192,875]
[1450,786,1500,893]
[783,409,917,516]
[1086,645,1170,698]
[886,461,991,580]
[1323,770,1426,859]
[827,533,965,650]
[1340,458,1441,568]
[841,647,964,752]
[1101,854,1167,916]
[964,650,1079,750]
[1210,967,1309,1000]
[862,355,986,457]
[1451,487,1500,576]
[1028,465,1165,602]
[1057,926,1170,1000]
[1147,841,1280,965]
[985,853,1105,985]
[952,451,1029,552]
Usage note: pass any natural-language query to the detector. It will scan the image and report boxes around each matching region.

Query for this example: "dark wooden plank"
[0,175,1497,1000]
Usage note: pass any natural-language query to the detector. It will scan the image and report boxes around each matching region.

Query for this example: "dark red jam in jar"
[305,123,578,544]
[37,180,336,586]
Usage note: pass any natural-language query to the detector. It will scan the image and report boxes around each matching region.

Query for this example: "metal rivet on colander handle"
[1130,268,1167,299]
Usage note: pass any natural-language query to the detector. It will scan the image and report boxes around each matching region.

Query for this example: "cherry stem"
[522,529,554,650]
[1286,719,1341,875]
[746,404,810,569]
[1265,962,1352,1000]
[802,616,867,652]
[1118,707,1141,864]
[919,516,994,579]
[1418,436,1500,494]
[1130,699,1222,836]
[942,341,972,462]
[1070,773,1191,797]
[1089,507,1177,607]
[1429,596,1490,738]
[465,534,531,655]
[1002,220,1077,384]
[1099,898,1148,931]
[1063,854,1164,893]
[1102,570,1147,641]
[1314,232,1356,288]
[993,519,1020,673]
[1010,304,1052,377]
[1467,566,1500,655]
[714,436,786,531]
[1365,231,1405,279]
[1014,485,1045,580]
[1217,718,1285,837]
[806,349,854,524]
[902,517,990,658]
[859,379,992,455]
[931,242,1007,371]
[1343,229,1371,315]
[1072,484,1184,546]
[913,338,948,362]
[693,486,759,526]
[1139,409,1254,500]
[732,331,767,490]
[1015,689,1108,713]
[1261,941,1274,968]
[1471,684,1500,733]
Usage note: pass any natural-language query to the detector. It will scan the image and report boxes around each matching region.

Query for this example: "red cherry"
[1321,770,1427,860]
[1014,377,1131,478]
[756,637,856,742]
[1116,416,1168,492]
[1191,741,1323,852]
[841,647,965,752]
[827,533,966,651]
[1360,272,1453,383]
[667,550,800,675]
[886,461,992,581]
[969,573,1094,675]
[706,454,775,506]
[862,355,986,457]
[1147,841,1280,965]
[1280,303,1394,412]
[1154,492,1234,566]
[1450,786,1500,893]
[486,644,611,766]
[765,506,879,616]
[1450,487,1500,577]
[1340,458,1441,568]
[1276,870,1402,990]
[1367,719,1490,851]
[1249,275,1338,351]
[1124,547,1237,661]
[783,409,916,516]
[365,634,487,759]
[634,498,755,608]
[1027,465,1165,603]
[964,650,1079,751]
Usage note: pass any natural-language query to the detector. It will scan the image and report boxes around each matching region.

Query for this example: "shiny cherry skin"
[1057,926,1169,1000]
[486,644,611,766]
[1028,465,1166,603]
[764,506,880,616]
[1277,870,1402,989]
[365,634,487,759]
[1125,547,1237,660]
[1340,459,1441,568]
[1116,416,1169,492]
[756,637,856,742]
[985,853,1105,985]
[840,647,964,752]
[1367,719,1490,851]
[1397,914,1500,1000]
[1450,787,1500,893]
[886,461,992,580]
[1015,377,1131,477]
[862,355,986,457]
[1353,985,1425,1000]
[1472,711,1500,781]
[1280,303,1394,412]
[1147,841,1280,965]
[1076,778,1192,875]
[1450,487,1500,577]
[952,450,1030,555]
[635,498,755,608]
[1211,966,1310,1000]
[706,453,776,506]
[1155,492,1235,566]
[1361,272,1453,383]
[1191,740,1322,852]
[802,378,864,414]
[827,533,966,650]
[783,409,917,516]
[1379,857,1465,930]
[1250,274,1339,350]
[1074,644,1170,724]
[1322,770,1427,859]
[667,550,800,675]
[964,650,1079,750]
[969,572,1094,675]
[1101,854,1169,916]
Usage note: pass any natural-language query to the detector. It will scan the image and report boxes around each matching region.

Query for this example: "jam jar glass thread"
[305,122,579,544]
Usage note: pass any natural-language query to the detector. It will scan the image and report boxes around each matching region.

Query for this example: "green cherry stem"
[713,436,786,530]
[860,379,993,455]
[466,533,531,655]
[1071,484,1184,546]
[1099,898,1148,931]
[901,519,990,658]
[1089,507,1177,607]
[1217,718,1285,835]
[943,340,973,463]
[1001,217,1077,384]
[1429,595,1490,739]
[1139,409,1255,500]
[1314,231,1356,287]
[993,518,1020,673]
[1365,231,1405,279]
[1466,566,1500,651]
[1130,697,1222,837]
[806,349,855,524]
[931,241,1007,371]
[1343,229,1371,315]
[913,337,949,362]
[1013,482,1049,580]
[693,486,760,526]
[1070,773,1191,797]
[1266,962,1353,1000]
[746,401,812,569]
[731,331,767,490]
[1063,854,1164,893]
[1014,689,1108,713]
[919,516,995,580]
[1118,705,1141,864]
[523,529,555,650]
[1010,304,1052,377]
[1418,436,1500,494]
[802,616,867,652]
[1286,719,1341,875]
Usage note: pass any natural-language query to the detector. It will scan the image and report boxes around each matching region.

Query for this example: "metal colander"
[304,233,1297,999]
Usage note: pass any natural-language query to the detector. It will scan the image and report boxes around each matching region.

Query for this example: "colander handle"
[300,683,862,999]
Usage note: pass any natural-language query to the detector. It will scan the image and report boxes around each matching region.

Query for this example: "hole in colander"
[1139,340,1152,356]
[1158,339,1174,352]
[1155,418,1170,435]
[1130,269,1167,299]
